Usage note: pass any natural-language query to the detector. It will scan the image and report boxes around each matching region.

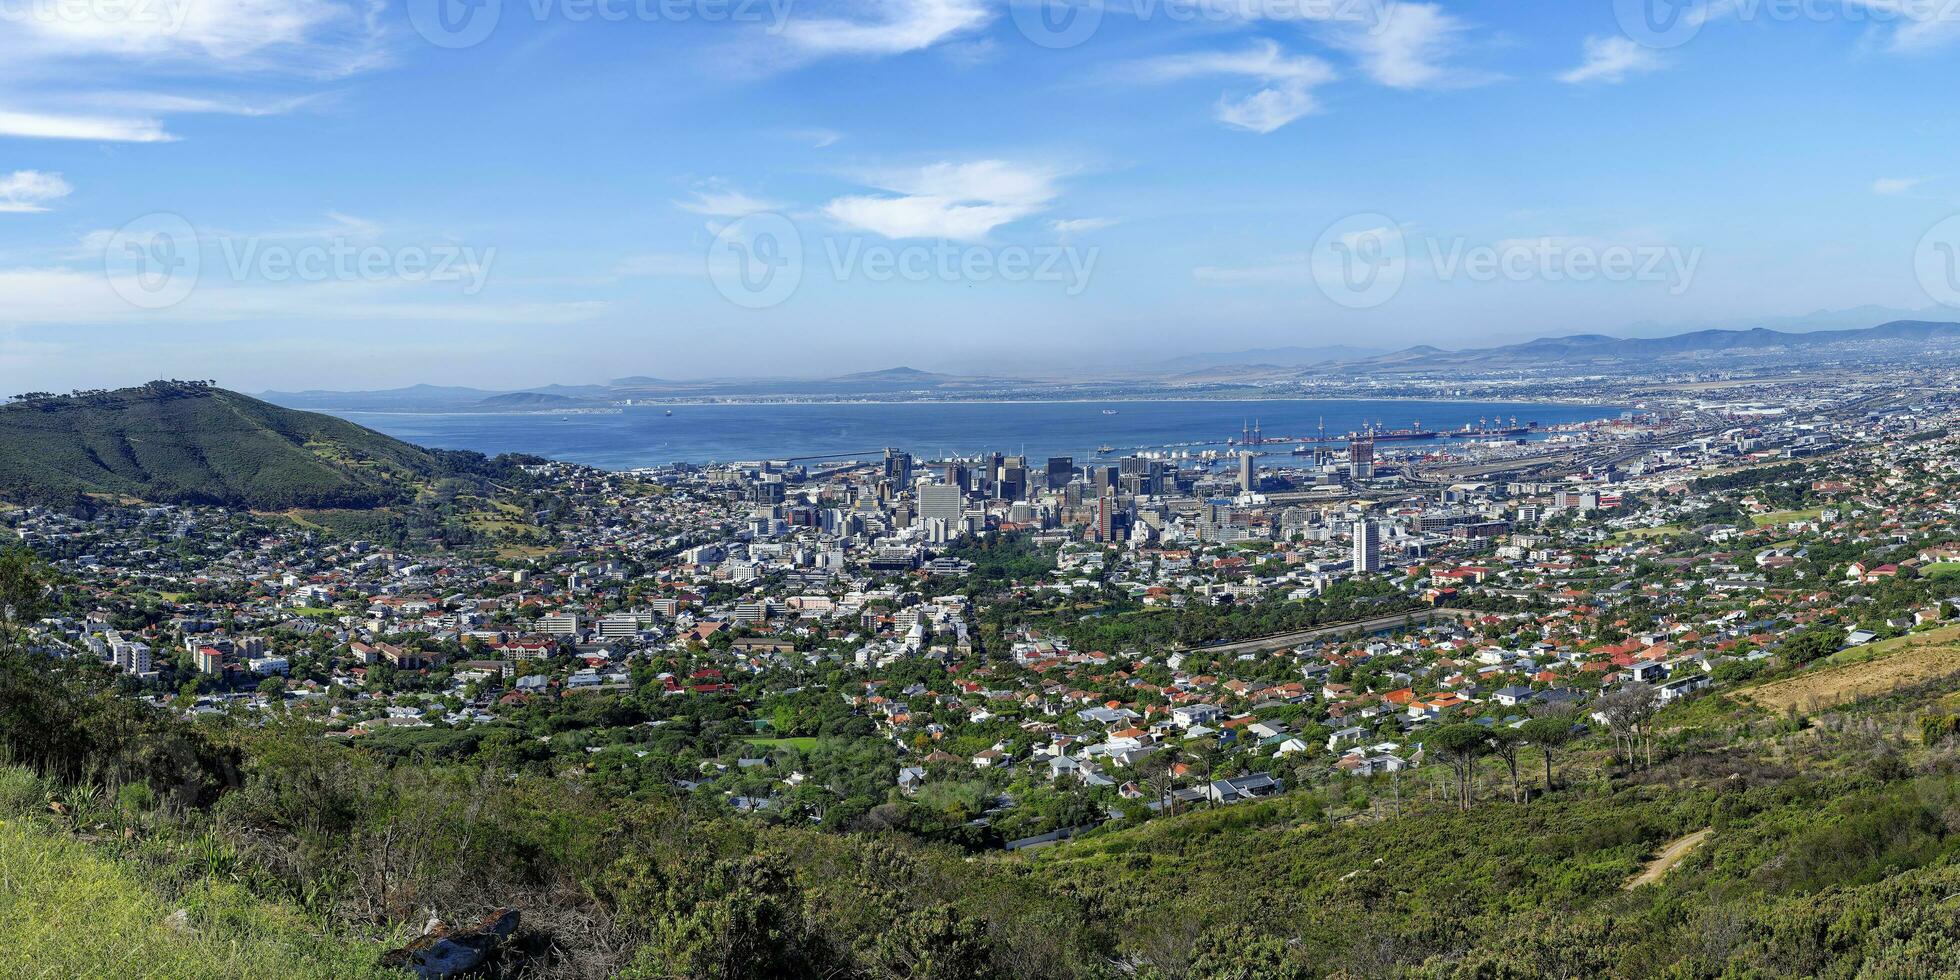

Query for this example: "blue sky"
[3,0,1960,391]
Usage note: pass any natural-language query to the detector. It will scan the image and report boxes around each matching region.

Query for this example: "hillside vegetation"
[0,787,404,980]
[15,609,1960,977]
[0,381,515,511]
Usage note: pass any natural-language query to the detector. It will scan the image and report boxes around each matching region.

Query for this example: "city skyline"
[5,0,1960,391]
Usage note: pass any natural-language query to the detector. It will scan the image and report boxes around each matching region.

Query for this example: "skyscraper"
[919,484,964,532]
[883,448,912,487]
[1045,456,1074,490]
[1094,488,1118,543]
[1348,438,1375,481]
[1352,519,1381,574]
[1239,452,1257,492]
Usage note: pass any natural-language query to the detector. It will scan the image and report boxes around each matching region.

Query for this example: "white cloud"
[791,127,845,148]
[4,0,380,71]
[1559,36,1663,84]
[1844,0,1960,52]
[675,188,783,217]
[0,171,75,214]
[823,160,1064,240]
[1872,176,1925,195]
[72,92,320,117]
[0,1,377,150]
[1336,2,1489,90]
[778,0,992,56]
[0,108,175,142]
[1051,217,1117,234]
[1137,40,1336,133]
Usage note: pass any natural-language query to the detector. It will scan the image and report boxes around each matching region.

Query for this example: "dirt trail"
[1625,828,1711,889]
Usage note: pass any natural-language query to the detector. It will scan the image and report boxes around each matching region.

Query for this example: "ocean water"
[334,399,1626,470]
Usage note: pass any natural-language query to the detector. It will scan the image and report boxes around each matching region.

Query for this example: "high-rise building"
[883,448,913,487]
[1348,438,1376,481]
[919,483,964,531]
[1045,456,1074,490]
[1351,519,1381,574]
[1238,452,1257,492]
[1093,489,1117,543]
[1000,464,1027,501]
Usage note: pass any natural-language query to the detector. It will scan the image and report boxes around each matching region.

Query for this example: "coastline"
[332,394,1626,416]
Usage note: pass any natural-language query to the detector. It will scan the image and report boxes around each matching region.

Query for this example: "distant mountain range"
[1337,319,1960,373]
[253,318,1960,410]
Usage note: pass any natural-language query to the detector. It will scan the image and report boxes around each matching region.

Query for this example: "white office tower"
[919,484,964,529]
[1352,519,1381,574]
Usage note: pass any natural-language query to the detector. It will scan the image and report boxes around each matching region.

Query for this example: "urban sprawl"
[9,381,1953,848]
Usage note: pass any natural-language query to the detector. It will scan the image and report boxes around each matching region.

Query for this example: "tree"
[1139,745,1183,817]
[1594,683,1659,771]
[1428,724,1488,812]
[0,546,51,652]
[1520,715,1578,793]
[1486,727,1525,803]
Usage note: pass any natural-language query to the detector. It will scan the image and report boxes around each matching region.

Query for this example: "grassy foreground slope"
[0,381,459,510]
[0,775,402,979]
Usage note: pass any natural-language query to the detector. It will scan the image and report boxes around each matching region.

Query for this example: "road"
[1625,828,1712,889]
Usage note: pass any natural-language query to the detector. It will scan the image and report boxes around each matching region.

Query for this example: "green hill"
[0,381,470,510]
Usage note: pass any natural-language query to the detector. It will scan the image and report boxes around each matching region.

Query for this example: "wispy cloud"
[0,0,377,145]
[1136,40,1336,133]
[777,0,992,57]
[1335,2,1492,90]
[1845,0,1960,52]
[0,109,175,142]
[790,127,845,148]
[0,171,74,214]
[1559,36,1664,84]
[1052,217,1117,235]
[675,187,783,217]
[1,0,384,73]
[1872,176,1926,195]
[823,159,1065,240]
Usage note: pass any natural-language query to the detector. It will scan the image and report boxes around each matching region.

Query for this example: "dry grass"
[1746,632,1960,713]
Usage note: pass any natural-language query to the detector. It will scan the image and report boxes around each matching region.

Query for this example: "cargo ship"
[1446,417,1539,439]
[1360,421,1440,442]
